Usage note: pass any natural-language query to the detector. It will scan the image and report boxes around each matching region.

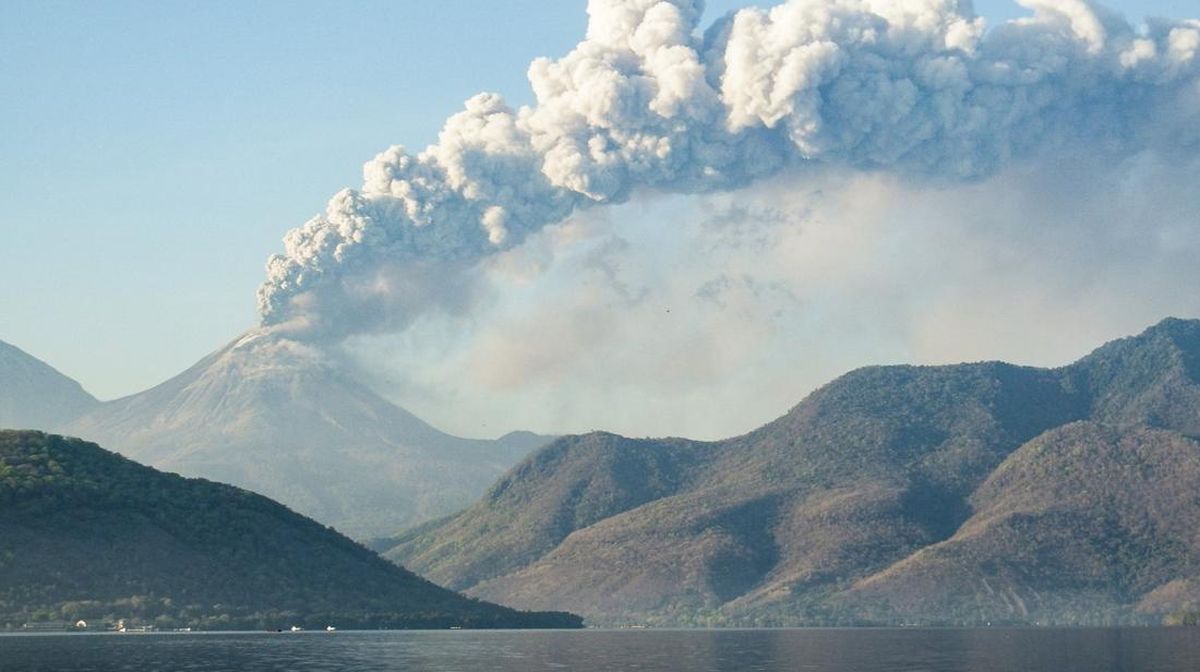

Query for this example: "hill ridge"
[384,317,1200,626]
[0,430,581,631]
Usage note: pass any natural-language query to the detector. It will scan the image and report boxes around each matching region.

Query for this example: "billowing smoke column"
[258,0,1200,336]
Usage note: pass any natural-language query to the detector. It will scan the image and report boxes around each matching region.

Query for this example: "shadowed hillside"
[0,431,581,631]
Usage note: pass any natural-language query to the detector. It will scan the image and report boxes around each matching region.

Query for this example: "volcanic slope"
[64,331,549,539]
[384,318,1200,626]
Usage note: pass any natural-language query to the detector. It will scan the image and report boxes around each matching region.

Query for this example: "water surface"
[1,628,1195,671]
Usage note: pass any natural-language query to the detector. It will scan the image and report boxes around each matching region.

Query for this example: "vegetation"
[0,431,581,631]
[1165,612,1200,626]
[386,432,712,591]
[384,317,1200,627]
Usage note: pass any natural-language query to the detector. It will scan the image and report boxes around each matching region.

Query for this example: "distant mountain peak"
[187,329,337,378]
[197,332,347,390]
[0,339,97,431]
[224,328,335,368]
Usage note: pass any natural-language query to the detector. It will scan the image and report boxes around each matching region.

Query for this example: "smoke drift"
[258,0,1200,337]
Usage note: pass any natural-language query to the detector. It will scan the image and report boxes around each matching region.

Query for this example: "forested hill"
[384,317,1200,627]
[0,431,581,631]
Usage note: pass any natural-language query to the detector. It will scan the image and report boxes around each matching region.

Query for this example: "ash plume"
[257,0,1200,338]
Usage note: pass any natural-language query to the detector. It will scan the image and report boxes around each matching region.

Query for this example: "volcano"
[65,330,548,539]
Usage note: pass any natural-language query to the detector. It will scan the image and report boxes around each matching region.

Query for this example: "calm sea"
[0,628,1196,671]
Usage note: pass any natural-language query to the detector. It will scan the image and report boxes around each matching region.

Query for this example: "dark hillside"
[0,431,581,631]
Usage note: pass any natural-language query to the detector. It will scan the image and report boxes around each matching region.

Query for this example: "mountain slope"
[840,422,1200,625]
[1069,317,1200,435]
[0,341,97,431]
[384,318,1200,626]
[64,331,550,539]
[389,432,714,592]
[0,430,581,630]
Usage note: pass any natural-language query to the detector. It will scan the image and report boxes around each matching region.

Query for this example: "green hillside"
[0,431,582,631]
[384,318,1200,626]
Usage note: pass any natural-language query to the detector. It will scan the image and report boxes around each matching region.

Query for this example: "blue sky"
[1,0,1196,404]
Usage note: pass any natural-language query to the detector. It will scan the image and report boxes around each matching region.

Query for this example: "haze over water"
[2,628,1197,672]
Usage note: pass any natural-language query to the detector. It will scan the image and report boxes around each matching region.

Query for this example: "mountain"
[0,430,581,631]
[842,422,1200,625]
[63,331,551,540]
[383,318,1200,626]
[0,340,97,431]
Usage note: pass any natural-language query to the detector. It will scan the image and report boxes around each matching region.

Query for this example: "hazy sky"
[3,0,1199,439]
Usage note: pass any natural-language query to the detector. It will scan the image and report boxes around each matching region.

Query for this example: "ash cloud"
[352,150,1200,439]
[258,0,1200,338]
